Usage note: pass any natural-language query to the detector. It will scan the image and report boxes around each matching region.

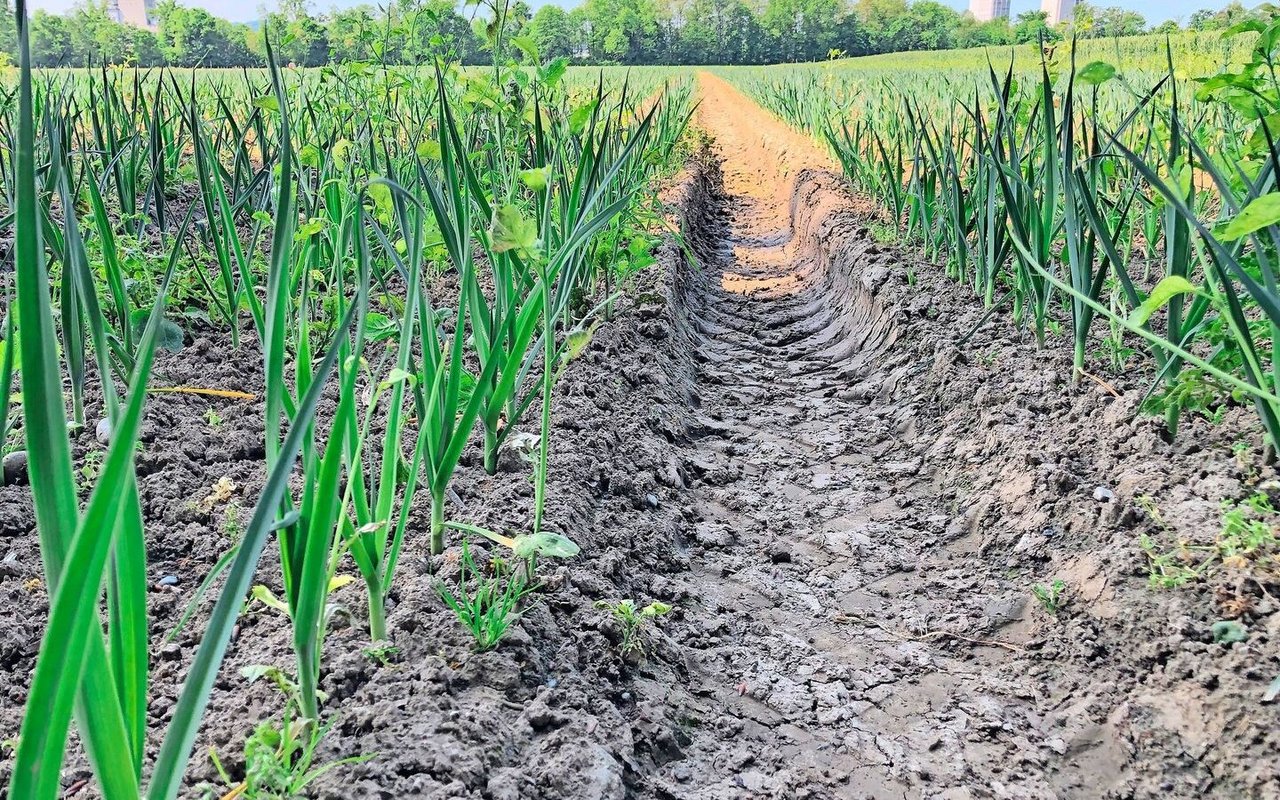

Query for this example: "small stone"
[0,553,22,578]
[739,771,767,792]
[96,417,113,446]
[672,763,692,783]
[1092,486,1115,502]
[2,451,28,486]
[644,493,660,509]
[159,643,182,662]
[159,575,179,587]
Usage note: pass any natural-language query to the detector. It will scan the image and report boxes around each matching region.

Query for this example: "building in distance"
[107,0,157,30]
[1042,0,1076,26]
[969,0,1010,22]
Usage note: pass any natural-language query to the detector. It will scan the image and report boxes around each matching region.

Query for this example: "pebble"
[2,451,28,485]
[0,552,21,578]
[739,771,767,791]
[96,417,112,445]
[644,493,660,509]
[159,643,182,662]
[159,575,179,587]
[1093,486,1115,502]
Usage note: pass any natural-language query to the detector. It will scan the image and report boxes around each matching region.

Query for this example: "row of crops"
[0,0,693,794]
[720,23,1280,450]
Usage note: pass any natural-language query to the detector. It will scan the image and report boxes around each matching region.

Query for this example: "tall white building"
[1041,0,1075,26]
[969,0,1011,22]
[106,0,156,30]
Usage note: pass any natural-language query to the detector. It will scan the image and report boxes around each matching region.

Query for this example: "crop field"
[2,2,1280,797]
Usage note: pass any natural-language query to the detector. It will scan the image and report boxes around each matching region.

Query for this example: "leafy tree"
[1012,9,1059,43]
[68,2,141,64]
[762,0,846,62]
[829,11,868,56]
[904,0,959,50]
[1073,1,1147,38]
[0,0,17,64]
[663,0,756,63]
[583,0,662,62]
[30,11,76,66]
[1189,2,1261,31]
[530,5,579,59]
[954,14,1013,48]
[391,0,483,65]
[265,0,329,66]
[856,0,917,54]
[153,1,257,67]
[676,0,770,63]
[9,0,1182,70]
[328,5,381,62]
[128,26,165,64]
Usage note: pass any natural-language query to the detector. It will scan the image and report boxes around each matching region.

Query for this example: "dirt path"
[645,73,1110,799]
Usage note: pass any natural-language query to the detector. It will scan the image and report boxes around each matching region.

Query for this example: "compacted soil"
[1,73,1278,800]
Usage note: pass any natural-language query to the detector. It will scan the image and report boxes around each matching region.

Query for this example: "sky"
[26,0,1232,27]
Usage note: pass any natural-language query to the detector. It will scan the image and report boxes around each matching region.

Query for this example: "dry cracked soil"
[0,72,1278,800]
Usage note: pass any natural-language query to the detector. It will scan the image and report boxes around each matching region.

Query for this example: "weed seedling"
[203,407,224,428]
[1136,494,1167,530]
[596,598,673,656]
[1218,493,1279,566]
[1139,534,1209,589]
[76,449,103,496]
[868,221,898,245]
[1031,580,1068,616]
[1141,492,1280,589]
[436,540,536,652]
[222,504,243,542]
[361,643,400,667]
[209,710,370,800]
[240,664,307,701]
[1231,440,1256,478]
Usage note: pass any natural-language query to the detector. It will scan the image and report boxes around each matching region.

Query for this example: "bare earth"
[1,72,1277,800]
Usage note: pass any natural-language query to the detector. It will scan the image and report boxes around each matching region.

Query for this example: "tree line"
[0,0,1269,69]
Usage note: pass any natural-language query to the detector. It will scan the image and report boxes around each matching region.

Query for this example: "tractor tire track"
[644,73,1109,800]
